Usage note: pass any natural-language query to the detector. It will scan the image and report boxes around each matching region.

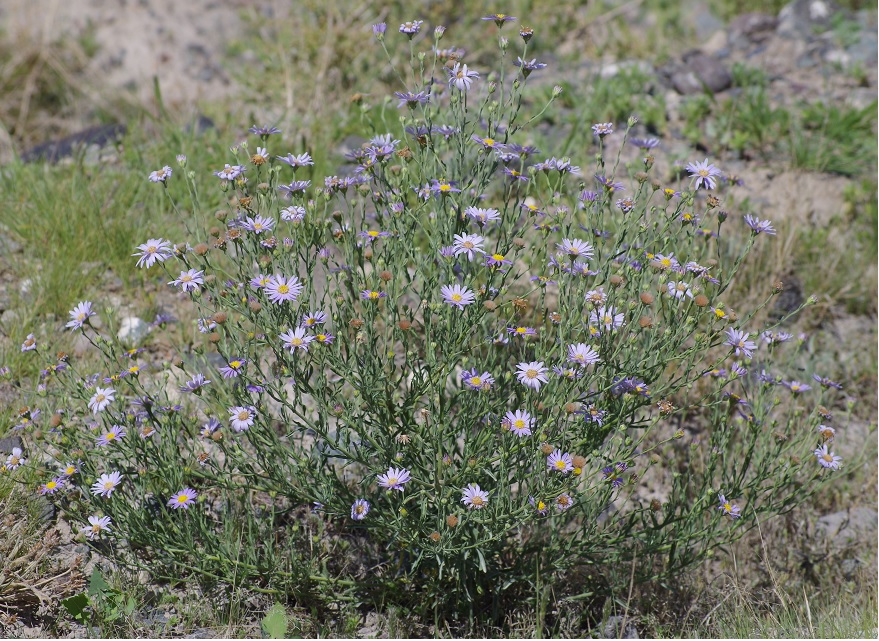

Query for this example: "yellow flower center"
[104,481,114,489]
[537,501,546,511]
[387,477,398,486]
[369,291,380,299]
[238,411,250,421]
[471,496,484,506]
[526,369,538,379]
[178,495,189,503]
[513,419,525,429]
[230,361,241,368]
[554,460,566,470]
[278,284,290,294]
[451,294,462,302]
[46,481,57,490]
[291,338,303,346]
[105,432,116,440]
[492,253,505,261]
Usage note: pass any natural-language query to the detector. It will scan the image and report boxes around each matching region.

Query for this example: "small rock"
[778,0,840,39]
[599,60,654,80]
[728,13,778,45]
[0,435,23,454]
[669,52,732,94]
[701,30,729,57]
[184,628,217,639]
[847,29,878,65]
[117,316,150,344]
[20,124,127,164]
[602,615,639,639]
[815,507,878,550]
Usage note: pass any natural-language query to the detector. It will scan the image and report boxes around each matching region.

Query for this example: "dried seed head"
[396,147,413,161]
[790,455,801,465]
[650,499,662,512]
[50,414,63,428]
[512,238,526,248]
[349,318,364,329]
[609,275,624,287]
[429,531,441,542]
[398,319,411,330]
[379,270,393,282]
[773,281,784,294]
[211,431,223,442]
[540,443,554,456]
[209,332,222,343]
[249,301,262,313]
[350,93,364,104]
[706,195,720,209]
[483,300,497,311]
[512,298,528,311]
[363,248,374,260]
[194,243,210,256]
[657,399,674,416]
[639,316,654,328]
[564,402,580,415]
[215,210,227,221]
[446,515,458,527]
[212,312,227,324]
[694,294,709,307]
[572,455,587,469]
[209,226,222,237]
[640,292,654,305]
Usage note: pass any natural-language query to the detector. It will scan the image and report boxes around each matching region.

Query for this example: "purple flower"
[66,301,95,330]
[250,125,281,136]
[814,444,842,470]
[351,498,370,520]
[448,63,479,92]
[582,404,606,426]
[567,343,600,367]
[592,122,614,136]
[278,180,311,195]
[91,471,123,498]
[399,20,423,37]
[81,515,112,540]
[96,425,126,447]
[242,215,275,234]
[461,369,495,391]
[219,359,246,379]
[514,57,547,77]
[361,290,387,301]
[214,164,245,181]
[485,252,512,269]
[265,274,303,304]
[686,159,722,190]
[452,233,486,260]
[717,494,741,519]
[280,327,315,353]
[547,450,573,474]
[180,373,211,393]
[168,488,198,510]
[503,410,533,437]
[783,380,812,394]
[372,23,387,39]
[461,483,489,509]
[557,238,594,259]
[133,238,173,268]
[812,374,843,390]
[169,269,204,293]
[39,477,65,495]
[629,137,660,149]
[516,361,549,390]
[395,91,430,109]
[88,387,115,414]
[377,467,411,492]
[277,152,314,168]
[149,166,172,183]
[744,214,776,235]
[465,206,500,227]
[595,174,624,192]
[725,329,757,360]
[482,13,517,26]
[430,178,462,196]
[228,406,256,432]
[441,284,476,310]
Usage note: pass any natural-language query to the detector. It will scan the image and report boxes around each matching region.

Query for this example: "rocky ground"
[0,0,875,637]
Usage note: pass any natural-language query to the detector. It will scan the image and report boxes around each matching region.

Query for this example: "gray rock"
[602,615,639,639]
[847,29,878,65]
[778,0,840,38]
[20,124,127,164]
[0,435,23,454]
[117,316,150,344]
[184,628,217,639]
[815,507,878,550]
[728,13,779,46]
[599,60,654,80]
[670,52,732,94]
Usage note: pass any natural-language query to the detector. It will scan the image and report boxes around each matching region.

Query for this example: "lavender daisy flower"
[250,125,281,136]
[485,252,512,269]
[592,122,614,136]
[277,152,314,168]
[567,343,601,367]
[399,20,423,36]
[214,164,245,181]
[717,494,741,519]
[372,22,386,39]
[169,269,204,293]
[96,425,126,447]
[784,380,812,394]
[461,483,489,509]
[452,233,486,260]
[516,362,548,390]
[629,137,660,150]
[448,63,479,92]
[301,311,327,327]
[508,326,537,337]
[465,206,501,227]
[441,284,476,310]
[377,467,411,492]
[482,13,516,26]
[59,462,79,478]
[361,290,387,301]
[616,198,635,214]
[686,159,722,190]
[461,369,495,391]
[314,332,335,345]
[530,496,549,516]
[66,301,95,330]
[667,281,694,300]
[91,471,123,498]
[395,91,430,109]
[514,57,547,77]
[557,238,594,259]
[149,166,172,183]
[88,387,115,414]
[595,174,625,192]
[200,418,221,438]
[168,488,198,510]
[743,214,776,235]
[725,329,757,360]
[39,477,65,495]
[351,498,370,520]
[265,274,303,304]
[242,215,275,234]
[180,374,211,393]
[812,374,843,390]
[471,134,505,150]
[358,230,391,243]
[228,406,256,433]
[219,359,246,379]
[590,306,625,332]
[503,410,533,437]
[814,444,842,470]
[281,205,307,222]
[555,493,574,512]
[82,515,112,540]
[430,178,462,196]
[280,327,315,353]
[278,180,311,195]
[4,447,25,470]
[602,462,629,488]
[133,238,173,268]
[547,450,574,474]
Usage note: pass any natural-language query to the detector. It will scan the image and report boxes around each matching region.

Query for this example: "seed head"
[640,292,654,305]
[639,316,654,328]
[398,319,411,330]
[446,515,458,527]
[694,294,709,307]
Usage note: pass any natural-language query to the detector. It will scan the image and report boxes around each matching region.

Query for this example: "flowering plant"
[5,13,845,624]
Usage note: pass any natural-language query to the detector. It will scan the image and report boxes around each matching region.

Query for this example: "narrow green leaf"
[262,603,288,639]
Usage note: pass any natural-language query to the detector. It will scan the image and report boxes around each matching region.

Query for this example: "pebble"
[117,316,150,344]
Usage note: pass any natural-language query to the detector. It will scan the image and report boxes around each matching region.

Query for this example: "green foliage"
[261,603,289,638]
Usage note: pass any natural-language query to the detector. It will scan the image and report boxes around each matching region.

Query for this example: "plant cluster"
[2,13,848,627]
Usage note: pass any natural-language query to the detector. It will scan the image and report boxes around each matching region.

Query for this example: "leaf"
[88,567,110,596]
[61,593,90,621]
[261,603,288,639]
[124,596,137,616]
